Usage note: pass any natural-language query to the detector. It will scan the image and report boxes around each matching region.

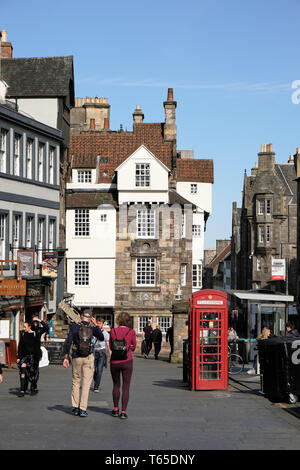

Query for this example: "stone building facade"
[232,144,297,296]
[67,89,214,362]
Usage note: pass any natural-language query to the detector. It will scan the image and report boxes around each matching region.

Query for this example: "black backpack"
[111,328,131,361]
[78,323,94,357]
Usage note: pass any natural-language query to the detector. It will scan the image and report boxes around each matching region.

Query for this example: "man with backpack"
[63,309,104,417]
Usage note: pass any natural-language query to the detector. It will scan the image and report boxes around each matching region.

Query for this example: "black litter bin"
[183,339,189,382]
[258,337,300,404]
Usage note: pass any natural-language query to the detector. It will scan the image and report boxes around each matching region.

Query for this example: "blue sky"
[2,0,300,248]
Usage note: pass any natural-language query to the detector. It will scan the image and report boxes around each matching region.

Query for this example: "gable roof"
[115,145,170,172]
[177,158,214,183]
[0,56,74,100]
[70,123,173,183]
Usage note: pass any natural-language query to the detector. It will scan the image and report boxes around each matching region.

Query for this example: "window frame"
[74,260,90,286]
[136,208,156,239]
[74,209,90,237]
[135,163,150,188]
[136,257,156,286]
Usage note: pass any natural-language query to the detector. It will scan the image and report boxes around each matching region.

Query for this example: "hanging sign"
[42,251,58,278]
[17,250,34,278]
[271,258,286,281]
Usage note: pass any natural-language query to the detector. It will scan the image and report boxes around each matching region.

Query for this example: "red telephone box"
[188,289,228,391]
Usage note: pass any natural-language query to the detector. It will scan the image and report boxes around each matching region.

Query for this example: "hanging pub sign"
[17,250,34,278]
[42,251,58,278]
[271,258,286,281]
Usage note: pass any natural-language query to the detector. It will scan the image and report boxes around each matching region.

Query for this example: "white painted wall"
[66,206,116,307]
[66,206,116,258]
[17,98,58,129]
[176,181,212,215]
[67,258,115,307]
[192,210,205,263]
[117,146,169,203]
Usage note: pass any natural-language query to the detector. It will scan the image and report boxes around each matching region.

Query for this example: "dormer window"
[135,163,150,187]
[77,170,92,183]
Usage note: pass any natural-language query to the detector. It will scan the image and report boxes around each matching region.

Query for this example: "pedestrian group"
[0,310,172,420]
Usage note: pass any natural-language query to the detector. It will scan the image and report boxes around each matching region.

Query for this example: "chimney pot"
[1,30,7,42]
[297,147,300,155]
[167,88,174,101]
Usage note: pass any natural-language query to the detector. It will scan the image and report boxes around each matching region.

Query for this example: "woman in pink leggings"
[109,313,136,419]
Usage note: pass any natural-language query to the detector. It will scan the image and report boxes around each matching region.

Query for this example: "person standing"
[17,321,41,397]
[143,321,153,358]
[166,324,174,363]
[109,312,136,419]
[63,310,104,417]
[93,317,110,393]
[152,324,163,360]
[31,315,49,342]
[0,363,3,384]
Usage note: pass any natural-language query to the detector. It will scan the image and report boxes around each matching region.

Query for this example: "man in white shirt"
[93,318,110,392]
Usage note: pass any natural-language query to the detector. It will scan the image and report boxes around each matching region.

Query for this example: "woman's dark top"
[17,331,41,360]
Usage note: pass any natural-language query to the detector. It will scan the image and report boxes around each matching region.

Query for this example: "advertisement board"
[271,258,286,281]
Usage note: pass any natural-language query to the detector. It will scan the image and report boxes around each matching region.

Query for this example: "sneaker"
[93,388,99,393]
[111,409,119,417]
[247,368,256,375]
[79,409,88,417]
[17,390,25,398]
[72,407,80,416]
[119,412,128,419]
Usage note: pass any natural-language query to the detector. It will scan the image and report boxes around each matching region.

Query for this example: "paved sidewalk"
[1,355,300,450]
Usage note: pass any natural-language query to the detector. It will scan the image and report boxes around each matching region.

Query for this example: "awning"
[228,290,294,303]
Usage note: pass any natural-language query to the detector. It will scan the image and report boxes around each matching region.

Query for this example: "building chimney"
[0,30,13,58]
[258,143,275,172]
[163,87,177,142]
[133,105,144,123]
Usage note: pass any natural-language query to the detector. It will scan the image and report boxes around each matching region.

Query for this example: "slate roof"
[0,56,74,98]
[275,163,297,204]
[66,191,118,209]
[177,158,214,184]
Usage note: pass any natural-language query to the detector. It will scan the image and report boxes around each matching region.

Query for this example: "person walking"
[17,321,42,397]
[166,324,174,362]
[93,317,110,393]
[248,327,271,375]
[152,324,163,360]
[63,309,104,417]
[109,312,136,419]
[143,321,153,358]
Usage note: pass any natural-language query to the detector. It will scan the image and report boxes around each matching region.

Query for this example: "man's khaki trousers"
[71,354,94,411]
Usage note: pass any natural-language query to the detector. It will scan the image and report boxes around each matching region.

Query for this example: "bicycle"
[228,342,244,375]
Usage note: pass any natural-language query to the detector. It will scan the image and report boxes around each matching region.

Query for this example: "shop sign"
[42,251,58,278]
[271,258,286,281]
[0,279,26,296]
[17,250,34,278]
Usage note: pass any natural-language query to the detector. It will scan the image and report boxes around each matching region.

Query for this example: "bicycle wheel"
[228,354,244,375]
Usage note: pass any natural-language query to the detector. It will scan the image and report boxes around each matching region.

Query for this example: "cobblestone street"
[1,355,300,450]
